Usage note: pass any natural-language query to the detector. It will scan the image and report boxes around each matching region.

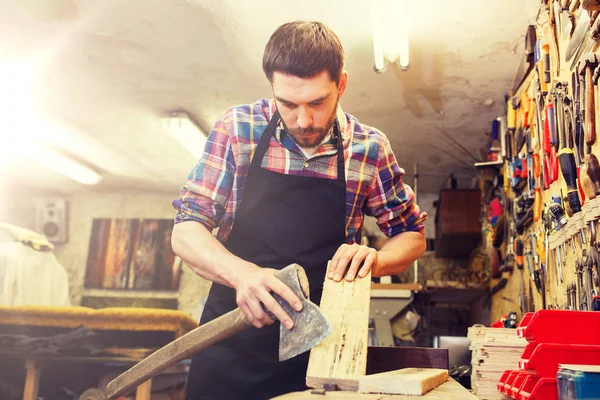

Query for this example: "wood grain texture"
[358,368,449,395]
[23,359,41,400]
[272,378,477,399]
[106,308,250,399]
[366,347,449,375]
[306,271,371,391]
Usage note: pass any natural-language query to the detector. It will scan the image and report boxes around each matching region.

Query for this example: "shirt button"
[304,162,309,168]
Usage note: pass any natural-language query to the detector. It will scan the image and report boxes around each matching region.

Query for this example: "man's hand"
[328,243,377,282]
[233,266,303,330]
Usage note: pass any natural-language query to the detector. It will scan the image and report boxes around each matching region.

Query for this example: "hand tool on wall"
[580,54,599,144]
[541,3,562,75]
[569,11,600,70]
[556,93,584,217]
[533,153,543,221]
[544,98,559,186]
[576,258,587,310]
[562,0,576,39]
[515,238,524,270]
[106,264,332,399]
[583,0,600,11]
[549,202,568,283]
[566,9,592,62]
[583,249,597,311]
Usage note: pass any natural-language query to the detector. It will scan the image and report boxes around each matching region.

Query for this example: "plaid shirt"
[173,98,424,244]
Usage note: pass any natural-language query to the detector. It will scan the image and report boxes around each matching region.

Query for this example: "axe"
[106,264,331,399]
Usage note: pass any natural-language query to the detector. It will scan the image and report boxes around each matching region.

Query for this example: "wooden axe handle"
[106,307,250,399]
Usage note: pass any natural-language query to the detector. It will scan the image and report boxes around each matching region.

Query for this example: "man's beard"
[281,101,338,150]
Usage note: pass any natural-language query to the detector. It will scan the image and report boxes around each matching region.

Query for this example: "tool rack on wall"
[489,1,600,323]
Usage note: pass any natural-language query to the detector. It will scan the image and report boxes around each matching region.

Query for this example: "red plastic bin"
[510,372,529,399]
[517,310,600,345]
[498,369,520,394]
[518,374,557,400]
[519,343,600,378]
[502,370,523,396]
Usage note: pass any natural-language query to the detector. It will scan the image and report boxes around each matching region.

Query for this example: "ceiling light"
[28,146,102,185]
[370,0,411,72]
[162,111,207,160]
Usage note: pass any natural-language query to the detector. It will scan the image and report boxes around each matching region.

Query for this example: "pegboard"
[490,3,600,323]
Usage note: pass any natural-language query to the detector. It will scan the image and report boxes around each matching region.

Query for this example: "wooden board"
[358,368,449,395]
[366,347,449,375]
[271,378,477,399]
[306,271,372,391]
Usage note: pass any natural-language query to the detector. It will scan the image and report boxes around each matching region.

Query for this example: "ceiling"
[0,0,540,196]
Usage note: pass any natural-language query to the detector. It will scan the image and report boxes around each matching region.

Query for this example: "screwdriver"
[558,148,582,214]
[515,239,524,270]
[533,153,542,222]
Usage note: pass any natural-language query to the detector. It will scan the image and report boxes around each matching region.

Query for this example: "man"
[172,21,426,400]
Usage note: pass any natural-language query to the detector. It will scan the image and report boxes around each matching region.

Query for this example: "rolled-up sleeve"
[172,113,236,231]
[365,134,424,237]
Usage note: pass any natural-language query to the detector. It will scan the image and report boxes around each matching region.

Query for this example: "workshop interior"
[2,0,600,399]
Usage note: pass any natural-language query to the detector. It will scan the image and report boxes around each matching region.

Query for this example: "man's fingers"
[269,277,303,312]
[328,244,347,279]
[258,290,294,330]
[345,247,371,281]
[239,302,261,328]
[246,297,271,328]
[358,251,377,278]
[333,246,359,281]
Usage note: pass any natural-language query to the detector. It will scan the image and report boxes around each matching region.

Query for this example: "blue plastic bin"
[557,364,600,400]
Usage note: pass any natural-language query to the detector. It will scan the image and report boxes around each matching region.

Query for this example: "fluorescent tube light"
[371,0,385,72]
[398,31,409,70]
[370,0,411,72]
[29,146,102,185]
[162,111,207,160]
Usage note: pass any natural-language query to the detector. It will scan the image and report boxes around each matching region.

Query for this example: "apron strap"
[334,118,345,182]
[250,111,280,170]
[251,110,346,182]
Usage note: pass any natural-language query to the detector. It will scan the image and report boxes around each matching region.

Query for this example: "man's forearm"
[374,231,426,277]
[171,221,255,288]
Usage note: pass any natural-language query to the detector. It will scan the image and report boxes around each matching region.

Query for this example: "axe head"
[275,264,332,361]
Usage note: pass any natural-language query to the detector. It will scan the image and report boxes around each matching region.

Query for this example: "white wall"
[0,185,210,319]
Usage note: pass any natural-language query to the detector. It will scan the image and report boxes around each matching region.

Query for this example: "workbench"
[271,378,477,399]
[0,305,197,400]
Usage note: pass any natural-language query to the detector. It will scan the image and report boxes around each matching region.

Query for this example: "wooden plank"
[367,347,449,375]
[306,271,371,390]
[358,368,449,395]
[271,378,477,399]
[22,359,41,400]
[135,379,152,400]
[371,283,422,292]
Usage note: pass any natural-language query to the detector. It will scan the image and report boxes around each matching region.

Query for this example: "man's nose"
[297,107,313,129]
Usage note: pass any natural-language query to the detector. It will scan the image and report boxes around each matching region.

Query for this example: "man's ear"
[338,70,348,98]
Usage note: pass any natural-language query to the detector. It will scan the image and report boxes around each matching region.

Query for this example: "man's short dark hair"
[262,21,345,85]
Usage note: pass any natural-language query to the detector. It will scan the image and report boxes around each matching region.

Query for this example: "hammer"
[105,264,332,399]
[579,53,599,146]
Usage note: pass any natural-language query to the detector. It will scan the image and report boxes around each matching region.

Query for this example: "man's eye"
[281,102,295,108]
[311,101,324,106]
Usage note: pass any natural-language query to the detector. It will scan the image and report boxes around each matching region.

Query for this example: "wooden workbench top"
[271,378,477,399]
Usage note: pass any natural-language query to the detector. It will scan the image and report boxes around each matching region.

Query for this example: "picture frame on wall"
[84,218,182,291]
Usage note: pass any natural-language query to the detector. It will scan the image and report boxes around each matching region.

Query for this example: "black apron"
[185,111,347,400]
